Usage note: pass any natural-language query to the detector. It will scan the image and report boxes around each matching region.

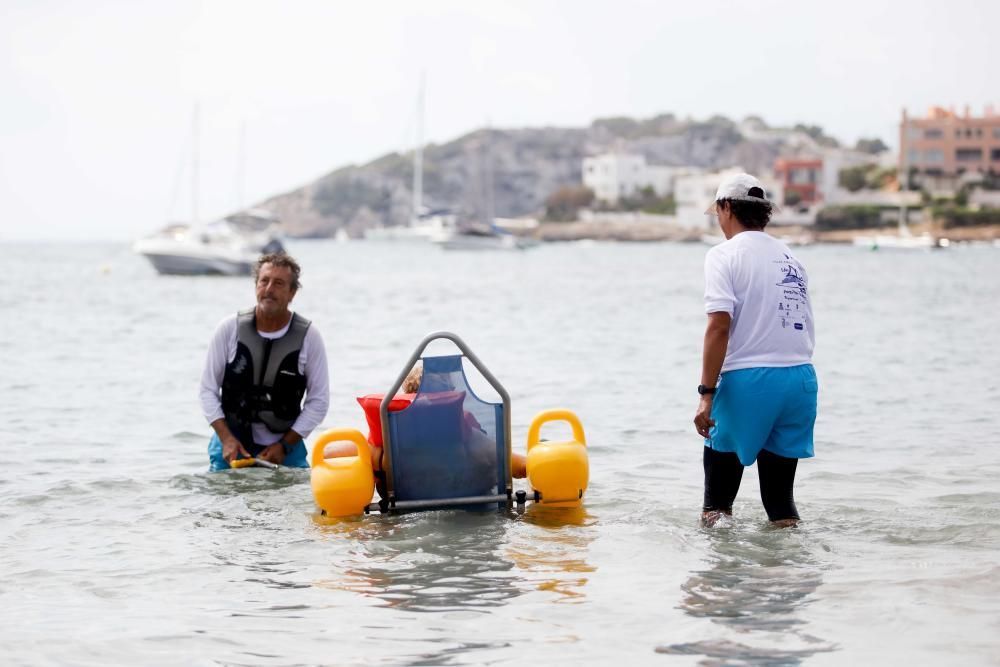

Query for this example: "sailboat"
[851,225,939,251]
[852,162,944,250]
[134,108,284,275]
[431,126,540,251]
[364,78,457,242]
[435,223,540,251]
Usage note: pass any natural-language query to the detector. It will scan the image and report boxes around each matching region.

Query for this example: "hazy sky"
[2,0,996,240]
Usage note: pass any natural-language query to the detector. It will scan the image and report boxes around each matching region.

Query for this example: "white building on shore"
[582,153,688,204]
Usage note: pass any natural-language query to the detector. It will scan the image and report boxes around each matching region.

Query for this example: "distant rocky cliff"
[255,114,821,238]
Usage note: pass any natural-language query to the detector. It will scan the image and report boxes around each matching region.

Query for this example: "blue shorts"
[207,433,309,472]
[706,364,818,466]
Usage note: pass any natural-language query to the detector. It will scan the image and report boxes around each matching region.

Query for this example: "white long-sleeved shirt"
[199,312,329,445]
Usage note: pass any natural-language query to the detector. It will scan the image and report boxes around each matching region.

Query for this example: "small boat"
[434,224,540,251]
[363,212,456,243]
[851,232,942,251]
[133,217,284,276]
[853,186,946,250]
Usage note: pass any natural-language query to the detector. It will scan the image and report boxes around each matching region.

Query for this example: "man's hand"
[222,434,251,463]
[258,443,286,465]
[694,396,715,439]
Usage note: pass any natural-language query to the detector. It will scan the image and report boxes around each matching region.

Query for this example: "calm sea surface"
[2,239,999,666]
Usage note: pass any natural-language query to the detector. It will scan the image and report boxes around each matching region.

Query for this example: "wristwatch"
[697,384,717,396]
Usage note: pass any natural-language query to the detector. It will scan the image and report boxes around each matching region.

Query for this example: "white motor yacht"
[133,218,284,276]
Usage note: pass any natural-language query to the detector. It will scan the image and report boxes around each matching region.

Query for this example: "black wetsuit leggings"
[703,447,800,521]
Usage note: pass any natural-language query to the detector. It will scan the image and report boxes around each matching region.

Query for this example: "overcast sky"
[2,0,996,241]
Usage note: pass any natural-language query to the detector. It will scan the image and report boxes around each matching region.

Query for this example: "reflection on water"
[309,504,597,612]
[508,504,596,603]
[314,510,521,612]
[658,521,837,665]
[171,468,312,496]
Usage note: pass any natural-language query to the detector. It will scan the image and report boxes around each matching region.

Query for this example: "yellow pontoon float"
[310,331,588,517]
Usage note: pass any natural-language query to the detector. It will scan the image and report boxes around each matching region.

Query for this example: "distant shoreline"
[533,221,1000,244]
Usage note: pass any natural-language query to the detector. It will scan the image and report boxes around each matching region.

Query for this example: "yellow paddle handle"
[230,458,257,469]
[526,409,587,452]
[310,428,371,468]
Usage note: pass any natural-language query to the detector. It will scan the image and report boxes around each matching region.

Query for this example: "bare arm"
[694,312,731,438]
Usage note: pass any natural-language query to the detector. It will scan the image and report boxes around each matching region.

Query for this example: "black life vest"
[221,308,310,448]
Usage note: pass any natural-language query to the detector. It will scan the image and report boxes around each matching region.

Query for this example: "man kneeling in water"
[200,253,329,471]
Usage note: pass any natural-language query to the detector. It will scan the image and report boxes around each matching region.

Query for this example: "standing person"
[200,253,329,471]
[693,173,818,527]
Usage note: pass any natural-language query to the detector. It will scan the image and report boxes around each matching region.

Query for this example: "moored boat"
[133,217,283,276]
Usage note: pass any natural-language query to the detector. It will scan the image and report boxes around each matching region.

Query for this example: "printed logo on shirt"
[777,264,806,289]
[774,259,809,331]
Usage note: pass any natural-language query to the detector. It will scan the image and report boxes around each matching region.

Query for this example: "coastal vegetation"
[931,206,1000,228]
[838,164,897,192]
[815,205,889,231]
[544,186,594,222]
[601,186,676,215]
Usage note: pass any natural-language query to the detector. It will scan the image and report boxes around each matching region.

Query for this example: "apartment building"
[582,153,680,203]
[901,106,1000,177]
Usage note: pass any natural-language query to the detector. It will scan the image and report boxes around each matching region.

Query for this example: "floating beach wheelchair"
[310,331,589,517]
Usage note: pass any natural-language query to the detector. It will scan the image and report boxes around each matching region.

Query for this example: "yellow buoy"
[310,428,375,517]
[526,409,589,507]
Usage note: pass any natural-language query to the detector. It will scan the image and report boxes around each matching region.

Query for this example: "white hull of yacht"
[133,224,283,276]
[136,248,255,275]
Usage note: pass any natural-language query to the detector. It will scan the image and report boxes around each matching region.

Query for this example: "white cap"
[705,172,779,214]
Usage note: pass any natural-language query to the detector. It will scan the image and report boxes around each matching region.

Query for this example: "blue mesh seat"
[378,333,512,512]
[387,355,507,502]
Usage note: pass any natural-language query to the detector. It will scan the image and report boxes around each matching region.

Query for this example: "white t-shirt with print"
[704,231,815,373]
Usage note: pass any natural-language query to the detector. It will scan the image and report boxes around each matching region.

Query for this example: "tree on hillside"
[794,123,840,148]
[855,138,888,154]
[544,186,594,222]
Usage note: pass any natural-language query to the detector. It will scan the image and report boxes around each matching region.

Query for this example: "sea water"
[1,239,998,666]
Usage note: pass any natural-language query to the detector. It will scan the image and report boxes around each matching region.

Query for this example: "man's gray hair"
[254,252,302,291]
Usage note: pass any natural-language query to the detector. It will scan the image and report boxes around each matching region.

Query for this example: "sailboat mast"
[899,125,908,235]
[192,102,200,225]
[485,121,495,227]
[412,76,424,223]
[237,119,246,215]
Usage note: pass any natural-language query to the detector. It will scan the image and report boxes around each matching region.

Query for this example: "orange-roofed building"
[774,158,823,205]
